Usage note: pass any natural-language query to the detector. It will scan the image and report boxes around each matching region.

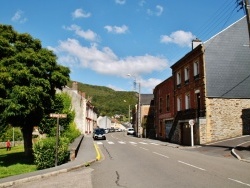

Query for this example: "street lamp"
[127,74,141,138]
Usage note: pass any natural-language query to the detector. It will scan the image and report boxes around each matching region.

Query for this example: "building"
[154,77,174,141]
[61,82,98,134]
[132,94,154,138]
[97,116,112,129]
[154,16,250,145]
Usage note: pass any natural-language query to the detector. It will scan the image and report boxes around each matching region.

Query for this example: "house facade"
[132,94,154,138]
[154,77,174,141]
[154,16,250,145]
[61,82,97,134]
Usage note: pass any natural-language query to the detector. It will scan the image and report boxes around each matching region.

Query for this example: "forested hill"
[67,81,138,118]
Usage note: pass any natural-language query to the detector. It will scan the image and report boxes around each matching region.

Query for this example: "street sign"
[189,119,195,126]
[49,113,67,118]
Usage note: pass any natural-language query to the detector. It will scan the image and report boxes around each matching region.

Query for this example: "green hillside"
[67,81,138,119]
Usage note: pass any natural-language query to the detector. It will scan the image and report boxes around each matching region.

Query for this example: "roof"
[204,16,250,98]
[140,94,154,105]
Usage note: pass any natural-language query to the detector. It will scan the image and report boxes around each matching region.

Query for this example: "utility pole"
[138,83,141,138]
[245,0,250,44]
[238,0,250,44]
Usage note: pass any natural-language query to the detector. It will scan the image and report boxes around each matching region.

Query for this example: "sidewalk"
[0,135,98,188]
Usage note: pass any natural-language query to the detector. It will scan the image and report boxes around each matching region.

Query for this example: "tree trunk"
[22,125,34,160]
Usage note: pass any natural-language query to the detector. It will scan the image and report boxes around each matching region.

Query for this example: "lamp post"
[127,74,141,137]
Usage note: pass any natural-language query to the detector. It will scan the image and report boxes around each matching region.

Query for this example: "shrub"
[33,137,70,170]
[0,126,23,142]
[62,122,81,143]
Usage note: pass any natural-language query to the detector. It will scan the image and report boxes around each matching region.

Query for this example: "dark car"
[93,128,106,140]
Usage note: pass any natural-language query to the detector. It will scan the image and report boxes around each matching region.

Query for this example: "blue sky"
[0,0,246,93]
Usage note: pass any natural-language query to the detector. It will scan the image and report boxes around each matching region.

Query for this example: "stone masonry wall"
[201,98,250,143]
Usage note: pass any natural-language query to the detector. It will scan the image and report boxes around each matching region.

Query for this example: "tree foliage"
[67,81,138,118]
[0,24,70,158]
[39,93,75,136]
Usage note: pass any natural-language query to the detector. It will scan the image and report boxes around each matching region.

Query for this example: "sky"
[0,0,246,93]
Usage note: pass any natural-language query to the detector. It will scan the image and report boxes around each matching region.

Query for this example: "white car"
[127,128,135,135]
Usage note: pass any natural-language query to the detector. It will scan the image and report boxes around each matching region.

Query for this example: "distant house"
[133,94,154,138]
[60,82,98,134]
[154,16,250,145]
[97,116,112,129]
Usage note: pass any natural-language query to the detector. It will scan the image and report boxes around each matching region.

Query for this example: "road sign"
[49,113,67,118]
[189,119,195,126]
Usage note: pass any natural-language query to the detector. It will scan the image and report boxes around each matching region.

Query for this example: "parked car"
[127,128,135,135]
[104,128,109,134]
[93,128,106,140]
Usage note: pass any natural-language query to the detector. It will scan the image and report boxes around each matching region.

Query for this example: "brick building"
[154,16,250,145]
[154,77,174,141]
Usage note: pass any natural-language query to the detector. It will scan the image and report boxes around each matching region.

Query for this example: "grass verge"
[0,146,37,179]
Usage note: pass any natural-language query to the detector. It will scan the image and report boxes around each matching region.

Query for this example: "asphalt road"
[91,132,250,188]
[9,133,250,188]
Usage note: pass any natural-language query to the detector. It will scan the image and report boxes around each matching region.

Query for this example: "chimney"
[192,38,202,49]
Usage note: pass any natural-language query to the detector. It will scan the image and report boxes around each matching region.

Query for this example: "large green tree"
[0,25,70,158]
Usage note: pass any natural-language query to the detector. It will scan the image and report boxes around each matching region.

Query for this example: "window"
[184,67,189,83]
[177,97,181,111]
[185,94,190,109]
[159,98,162,113]
[166,95,170,112]
[177,72,181,86]
[194,61,199,77]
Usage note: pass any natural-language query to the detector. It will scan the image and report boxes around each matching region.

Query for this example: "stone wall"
[201,98,250,143]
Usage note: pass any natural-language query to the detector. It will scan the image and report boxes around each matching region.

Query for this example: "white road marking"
[108,141,114,144]
[129,142,137,145]
[118,141,126,144]
[139,142,148,145]
[228,178,250,187]
[153,152,169,158]
[150,143,159,145]
[96,142,103,145]
[140,147,148,151]
[178,161,206,171]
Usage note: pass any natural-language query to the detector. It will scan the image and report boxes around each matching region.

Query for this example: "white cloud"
[156,5,163,16]
[11,10,27,23]
[72,9,91,19]
[139,0,146,7]
[104,25,129,34]
[64,24,99,42]
[147,5,163,16]
[160,30,196,47]
[54,38,168,78]
[115,0,126,5]
[140,78,163,93]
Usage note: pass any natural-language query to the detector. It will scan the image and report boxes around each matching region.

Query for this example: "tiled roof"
[204,16,250,98]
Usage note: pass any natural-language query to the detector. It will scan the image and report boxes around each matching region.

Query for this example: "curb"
[231,141,250,163]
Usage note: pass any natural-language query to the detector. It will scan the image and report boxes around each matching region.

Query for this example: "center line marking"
[228,178,250,187]
[140,147,148,150]
[178,161,206,171]
[153,152,169,158]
